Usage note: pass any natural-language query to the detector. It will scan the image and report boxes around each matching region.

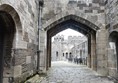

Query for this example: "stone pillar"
[96,27,108,76]
[46,35,50,70]
[46,36,49,70]
[39,30,47,73]
[87,34,91,68]
[49,36,52,68]
[91,31,97,71]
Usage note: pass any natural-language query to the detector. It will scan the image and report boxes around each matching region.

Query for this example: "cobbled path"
[40,61,114,83]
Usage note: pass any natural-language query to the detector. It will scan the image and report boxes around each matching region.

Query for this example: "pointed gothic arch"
[45,14,98,71]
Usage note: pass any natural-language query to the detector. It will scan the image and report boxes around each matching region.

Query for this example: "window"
[56,51,58,57]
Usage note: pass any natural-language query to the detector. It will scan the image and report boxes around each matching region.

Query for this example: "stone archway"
[108,31,118,77]
[0,4,23,47]
[45,15,98,71]
[0,11,16,83]
[0,4,22,83]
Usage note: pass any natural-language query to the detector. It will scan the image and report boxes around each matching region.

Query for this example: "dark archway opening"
[66,52,68,59]
[116,39,118,71]
[109,31,118,72]
[46,15,98,71]
[0,11,15,83]
[63,53,64,57]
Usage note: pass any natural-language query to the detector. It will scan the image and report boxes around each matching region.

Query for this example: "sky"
[52,28,84,40]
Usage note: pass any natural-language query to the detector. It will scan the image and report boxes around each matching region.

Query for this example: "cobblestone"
[39,61,114,83]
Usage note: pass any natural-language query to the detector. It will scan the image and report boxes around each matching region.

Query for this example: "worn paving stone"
[39,61,114,83]
[25,75,44,83]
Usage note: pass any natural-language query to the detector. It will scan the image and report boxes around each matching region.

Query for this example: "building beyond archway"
[45,15,98,71]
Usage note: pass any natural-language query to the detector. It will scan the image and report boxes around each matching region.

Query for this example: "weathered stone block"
[26,56,31,64]
[85,10,93,13]
[23,32,29,42]
[109,68,117,77]
[97,68,108,76]
[14,65,22,78]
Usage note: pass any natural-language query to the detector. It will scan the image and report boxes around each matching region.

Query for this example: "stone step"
[25,74,44,83]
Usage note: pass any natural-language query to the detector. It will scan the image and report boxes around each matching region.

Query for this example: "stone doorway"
[0,11,15,83]
[45,15,98,71]
[108,31,118,77]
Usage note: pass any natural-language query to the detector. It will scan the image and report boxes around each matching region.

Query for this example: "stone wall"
[42,0,105,24]
[0,0,39,82]
[105,0,118,32]
[105,0,118,78]
[42,0,109,76]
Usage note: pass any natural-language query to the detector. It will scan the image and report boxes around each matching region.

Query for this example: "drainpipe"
[37,0,44,73]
